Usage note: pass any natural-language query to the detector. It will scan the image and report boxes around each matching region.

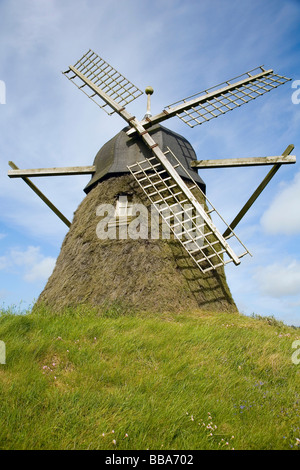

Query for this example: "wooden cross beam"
[8,165,95,178]
[223,145,295,238]
[191,155,296,169]
[8,161,71,228]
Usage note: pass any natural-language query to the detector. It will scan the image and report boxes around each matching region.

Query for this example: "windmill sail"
[167,66,291,128]
[128,147,250,273]
[63,49,143,115]
[127,66,291,135]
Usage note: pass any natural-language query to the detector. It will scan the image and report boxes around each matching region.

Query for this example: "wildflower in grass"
[124,433,128,438]
[112,439,117,445]
[295,438,300,446]
[191,415,194,421]
[102,433,105,437]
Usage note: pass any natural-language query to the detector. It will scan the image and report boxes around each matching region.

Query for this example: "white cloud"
[261,171,300,235]
[0,246,55,282]
[0,256,8,270]
[255,260,300,297]
[24,256,55,282]
[10,246,41,266]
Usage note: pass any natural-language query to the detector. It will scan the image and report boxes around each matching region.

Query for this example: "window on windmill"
[114,194,134,226]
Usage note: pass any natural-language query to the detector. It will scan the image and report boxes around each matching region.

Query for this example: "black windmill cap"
[84,124,205,194]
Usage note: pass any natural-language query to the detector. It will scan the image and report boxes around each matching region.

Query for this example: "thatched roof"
[36,174,237,314]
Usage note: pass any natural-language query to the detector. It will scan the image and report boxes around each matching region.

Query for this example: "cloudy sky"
[0,0,300,325]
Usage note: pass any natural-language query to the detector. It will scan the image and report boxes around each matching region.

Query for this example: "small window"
[107,194,134,228]
[115,195,133,219]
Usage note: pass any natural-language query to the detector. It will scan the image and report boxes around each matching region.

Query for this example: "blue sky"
[0,0,300,325]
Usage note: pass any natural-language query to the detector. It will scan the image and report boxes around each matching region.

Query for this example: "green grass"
[0,304,300,450]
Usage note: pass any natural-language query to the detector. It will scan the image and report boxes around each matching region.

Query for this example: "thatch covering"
[36,174,237,314]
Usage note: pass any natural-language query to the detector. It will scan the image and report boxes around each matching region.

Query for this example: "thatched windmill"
[8,50,296,313]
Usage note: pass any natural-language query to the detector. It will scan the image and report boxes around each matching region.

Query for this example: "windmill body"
[36,126,236,313]
[7,50,296,313]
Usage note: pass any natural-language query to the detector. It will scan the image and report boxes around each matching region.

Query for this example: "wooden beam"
[223,145,295,239]
[8,161,71,228]
[191,155,296,169]
[8,165,95,178]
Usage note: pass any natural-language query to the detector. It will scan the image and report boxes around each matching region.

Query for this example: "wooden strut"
[223,145,295,238]
[191,155,296,169]
[8,161,71,228]
[7,165,96,178]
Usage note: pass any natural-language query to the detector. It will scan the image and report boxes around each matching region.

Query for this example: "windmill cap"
[84,124,206,194]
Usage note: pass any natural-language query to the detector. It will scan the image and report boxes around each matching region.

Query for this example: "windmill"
[8,50,296,312]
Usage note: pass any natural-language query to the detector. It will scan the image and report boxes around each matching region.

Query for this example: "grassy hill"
[0,304,299,450]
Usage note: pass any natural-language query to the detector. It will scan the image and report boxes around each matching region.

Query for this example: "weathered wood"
[8,161,71,228]
[8,165,95,178]
[68,65,134,122]
[191,155,296,169]
[223,145,295,238]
